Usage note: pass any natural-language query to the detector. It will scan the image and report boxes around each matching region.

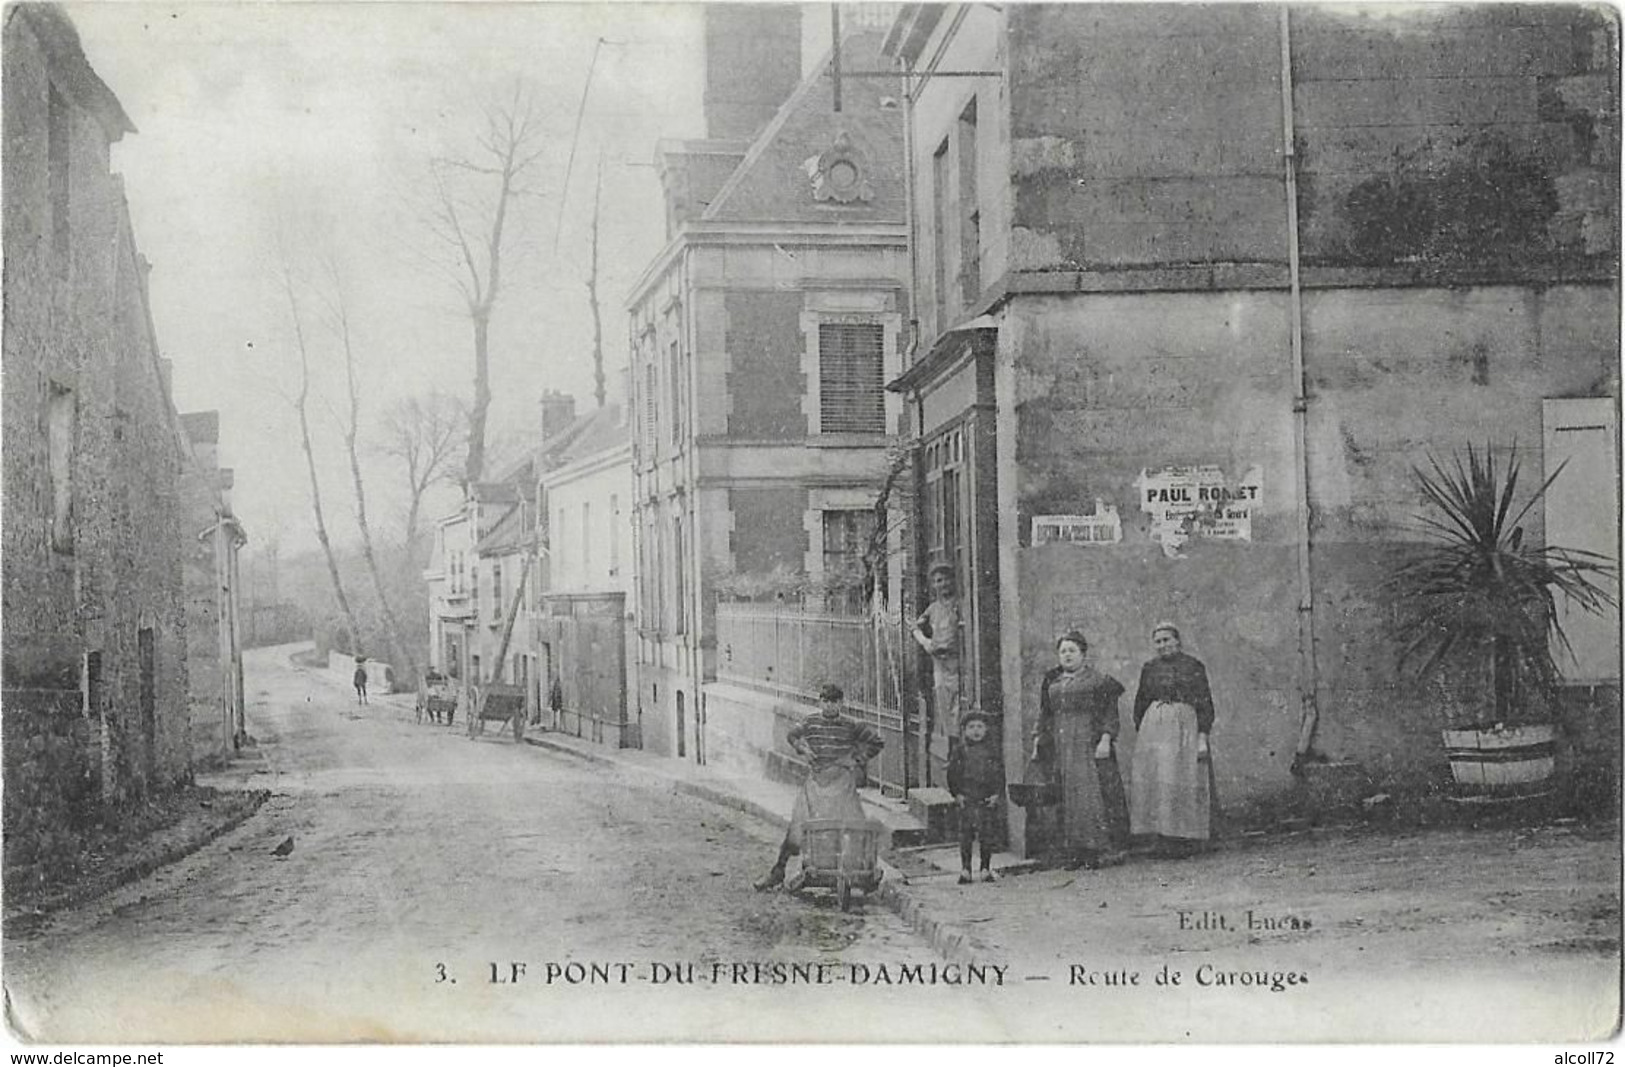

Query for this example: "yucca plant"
[1387,443,1616,728]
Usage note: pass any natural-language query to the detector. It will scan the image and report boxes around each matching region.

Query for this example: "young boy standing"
[947,710,1005,884]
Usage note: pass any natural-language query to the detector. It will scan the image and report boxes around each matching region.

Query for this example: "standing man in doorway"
[912,564,964,745]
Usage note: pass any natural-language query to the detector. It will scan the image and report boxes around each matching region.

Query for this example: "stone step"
[905,786,959,844]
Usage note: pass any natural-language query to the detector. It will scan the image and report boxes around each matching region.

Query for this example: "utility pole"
[588,152,606,408]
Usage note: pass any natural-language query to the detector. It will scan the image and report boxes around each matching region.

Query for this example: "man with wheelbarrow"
[754,683,884,892]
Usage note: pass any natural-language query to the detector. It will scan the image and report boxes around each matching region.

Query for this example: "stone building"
[536,396,637,747]
[423,392,588,718]
[627,5,909,767]
[3,4,194,877]
[180,410,248,767]
[883,3,1619,851]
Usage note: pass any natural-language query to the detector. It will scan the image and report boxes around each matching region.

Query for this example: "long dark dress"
[1036,666,1131,858]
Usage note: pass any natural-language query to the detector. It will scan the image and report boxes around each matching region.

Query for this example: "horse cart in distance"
[416,670,458,725]
[470,682,526,742]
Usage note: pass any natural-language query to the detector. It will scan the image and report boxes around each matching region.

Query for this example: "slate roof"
[701,31,904,227]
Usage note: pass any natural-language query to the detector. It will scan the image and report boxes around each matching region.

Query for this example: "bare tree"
[321,272,419,686]
[378,390,465,557]
[422,85,550,489]
[277,261,364,659]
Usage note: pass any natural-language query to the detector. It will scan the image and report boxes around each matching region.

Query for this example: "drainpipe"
[1279,8,1321,771]
[900,52,920,797]
[900,52,921,360]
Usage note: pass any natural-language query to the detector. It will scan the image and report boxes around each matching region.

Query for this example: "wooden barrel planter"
[1440,723,1557,798]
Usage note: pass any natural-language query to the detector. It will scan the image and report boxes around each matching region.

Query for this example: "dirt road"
[4,646,954,1043]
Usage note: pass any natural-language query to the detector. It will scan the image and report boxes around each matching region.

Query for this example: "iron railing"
[716,601,915,792]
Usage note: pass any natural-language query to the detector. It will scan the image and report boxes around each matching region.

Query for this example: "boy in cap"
[947,710,1005,884]
[754,683,884,891]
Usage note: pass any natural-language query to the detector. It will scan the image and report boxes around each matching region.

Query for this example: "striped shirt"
[787,712,883,769]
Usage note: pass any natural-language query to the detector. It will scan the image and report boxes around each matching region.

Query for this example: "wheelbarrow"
[797,818,884,912]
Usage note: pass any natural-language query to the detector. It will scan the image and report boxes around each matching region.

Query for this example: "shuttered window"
[818,323,885,434]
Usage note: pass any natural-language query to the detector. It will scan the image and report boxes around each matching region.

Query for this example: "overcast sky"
[64,2,822,560]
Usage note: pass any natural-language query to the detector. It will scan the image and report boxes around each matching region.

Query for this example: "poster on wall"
[1032,500,1123,545]
[1136,464,1263,558]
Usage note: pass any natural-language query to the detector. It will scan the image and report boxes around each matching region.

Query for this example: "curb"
[4,789,271,936]
[520,731,988,965]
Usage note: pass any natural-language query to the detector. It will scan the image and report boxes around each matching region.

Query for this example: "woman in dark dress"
[1129,622,1217,856]
[1031,631,1131,869]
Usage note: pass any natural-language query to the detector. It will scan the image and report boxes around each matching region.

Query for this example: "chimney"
[703,5,803,141]
[540,390,577,440]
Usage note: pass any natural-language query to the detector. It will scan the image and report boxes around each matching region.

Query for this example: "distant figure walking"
[353,658,369,705]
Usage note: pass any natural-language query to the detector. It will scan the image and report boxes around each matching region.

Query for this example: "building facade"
[180,410,248,767]
[885,3,1620,852]
[424,480,527,704]
[627,6,909,767]
[3,4,195,877]
[536,400,637,746]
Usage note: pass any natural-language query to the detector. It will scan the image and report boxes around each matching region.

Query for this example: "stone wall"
[3,6,192,882]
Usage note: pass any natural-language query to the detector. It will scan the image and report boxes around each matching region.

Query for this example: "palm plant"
[1387,443,1616,727]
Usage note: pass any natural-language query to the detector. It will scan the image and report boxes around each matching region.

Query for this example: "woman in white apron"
[1129,623,1217,856]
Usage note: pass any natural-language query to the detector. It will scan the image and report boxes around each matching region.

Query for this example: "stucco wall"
[1292,4,1617,266]
[729,487,810,577]
[1007,4,1286,271]
[999,4,1617,275]
[724,290,807,438]
[1006,281,1619,805]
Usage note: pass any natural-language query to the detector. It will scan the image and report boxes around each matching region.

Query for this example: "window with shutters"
[958,98,981,305]
[1543,398,1620,683]
[669,340,683,446]
[673,515,686,635]
[818,323,885,434]
[643,363,659,459]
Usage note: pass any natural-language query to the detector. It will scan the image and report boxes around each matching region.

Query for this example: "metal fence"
[716,601,914,792]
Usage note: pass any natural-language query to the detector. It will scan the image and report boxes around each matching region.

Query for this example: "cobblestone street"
[4,648,951,1043]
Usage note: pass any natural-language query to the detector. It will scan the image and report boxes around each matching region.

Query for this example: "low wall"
[325,654,395,694]
[700,682,798,781]
[2,687,98,890]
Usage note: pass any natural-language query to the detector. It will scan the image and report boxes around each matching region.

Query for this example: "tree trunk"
[347,430,418,687]
[338,306,420,689]
[284,272,362,658]
[464,311,492,488]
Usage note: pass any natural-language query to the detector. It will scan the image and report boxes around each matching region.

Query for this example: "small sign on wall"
[1032,500,1123,545]
[1135,464,1263,558]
